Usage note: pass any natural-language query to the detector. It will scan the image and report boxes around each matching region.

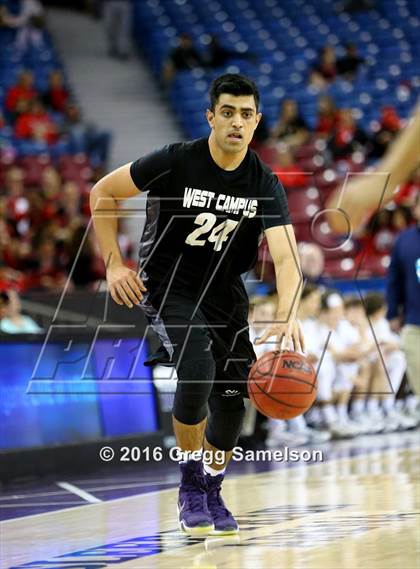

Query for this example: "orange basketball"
[247,350,317,420]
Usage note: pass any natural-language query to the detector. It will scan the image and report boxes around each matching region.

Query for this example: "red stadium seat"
[293,222,313,243]
[357,254,391,278]
[286,187,321,222]
[324,257,357,278]
[18,155,52,186]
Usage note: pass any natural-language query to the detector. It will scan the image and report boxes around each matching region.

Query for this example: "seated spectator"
[43,70,70,113]
[336,43,365,79]
[270,99,309,147]
[4,168,31,237]
[275,147,307,188]
[367,209,394,254]
[162,33,205,85]
[29,237,67,290]
[205,35,254,68]
[66,223,105,287]
[251,114,270,145]
[364,292,414,431]
[14,99,59,145]
[0,0,45,53]
[63,103,111,167]
[391,205,412,233]
[315,95,339,136]
[298,242,332,286]
[314,290,361,437]
[309,45,337,88]
[370,106,401,159]
[5,70,38,119]
[329,108,369,158]
[0,289,42,334]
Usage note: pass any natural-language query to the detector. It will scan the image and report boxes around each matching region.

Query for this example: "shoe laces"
[182,472,207,513]
[207,482,230,519]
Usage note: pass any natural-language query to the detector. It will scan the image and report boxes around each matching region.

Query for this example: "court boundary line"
[1,441,418,525]
[56,481,102,503]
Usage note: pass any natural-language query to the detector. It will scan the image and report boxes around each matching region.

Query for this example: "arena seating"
[132,0,419,278]
[133,0,419,135]
[0,2,110,292]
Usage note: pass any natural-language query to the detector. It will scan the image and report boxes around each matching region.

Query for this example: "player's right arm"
[90,163,146,308]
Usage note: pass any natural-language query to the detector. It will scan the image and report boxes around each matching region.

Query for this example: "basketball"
[247,350,317,420]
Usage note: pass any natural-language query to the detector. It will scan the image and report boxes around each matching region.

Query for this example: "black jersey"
[130,137,291,294]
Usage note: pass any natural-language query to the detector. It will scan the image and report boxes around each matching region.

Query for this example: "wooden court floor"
[1,440,419,569]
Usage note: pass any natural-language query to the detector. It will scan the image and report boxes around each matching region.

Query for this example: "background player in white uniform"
[364,293,416,432]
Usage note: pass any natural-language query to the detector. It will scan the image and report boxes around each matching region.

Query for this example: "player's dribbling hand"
[106,265,147,308]
[254,320,305,353]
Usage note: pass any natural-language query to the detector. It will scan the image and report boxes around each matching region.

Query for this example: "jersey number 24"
[185,213,238,252]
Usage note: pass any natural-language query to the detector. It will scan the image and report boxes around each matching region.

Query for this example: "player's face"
[346,306,364,327]
[207,94,261,153]
[304,290,321,318]
[251,301,275,329]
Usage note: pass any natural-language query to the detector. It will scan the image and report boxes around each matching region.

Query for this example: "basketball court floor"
[1,430,419,569]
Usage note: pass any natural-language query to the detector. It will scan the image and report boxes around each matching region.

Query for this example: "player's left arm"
[255,224,305,352]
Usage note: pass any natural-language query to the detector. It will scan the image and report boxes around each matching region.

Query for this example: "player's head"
[206,73,261,153]
[320,290,344,329]
[249,294,275,331]
[344,296,365,327]
[299,283,321,318]
[179,32,193,48]
[364,292,386,320]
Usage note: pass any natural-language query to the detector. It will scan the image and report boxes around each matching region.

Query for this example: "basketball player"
[316,290,366,438]
[90,74,304,536]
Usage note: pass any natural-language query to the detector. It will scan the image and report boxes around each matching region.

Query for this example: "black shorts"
[143,276,256,398]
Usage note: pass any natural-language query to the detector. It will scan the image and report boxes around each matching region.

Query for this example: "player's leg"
[368,359,399,432]
[199,277,254,535]
[334,364,359,435]
[350,360,382,433]
[316,352,340,434]
[171,319,216,535]
[146,292,216,534]
[401,325,420,398]
[381,349,416,430]
[202,391,246,535]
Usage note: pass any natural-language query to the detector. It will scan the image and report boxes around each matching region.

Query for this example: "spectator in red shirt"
[14,99,59,145]
[270,99,309,147]
[370,106,401,159]
[5,70,38,118]
[330,108,368,158]
[315,95,339,136]
[43,70,70,113]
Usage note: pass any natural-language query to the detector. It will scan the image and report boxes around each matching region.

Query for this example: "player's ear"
[255,112,262,128]
[206,108,215,127]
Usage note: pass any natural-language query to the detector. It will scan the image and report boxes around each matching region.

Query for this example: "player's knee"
[172,357,215,424]
[205,394,246,451]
